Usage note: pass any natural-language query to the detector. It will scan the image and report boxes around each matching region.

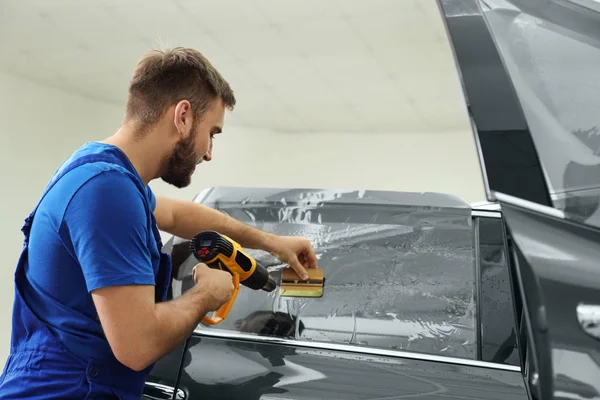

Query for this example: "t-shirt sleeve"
[62,170,156,293]
[146,185,157,212]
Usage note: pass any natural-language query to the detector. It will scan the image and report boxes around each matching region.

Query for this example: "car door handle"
[577,304,600,341]
[142,381,186,400]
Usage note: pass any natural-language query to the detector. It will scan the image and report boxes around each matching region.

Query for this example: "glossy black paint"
[499,195,600,400]
[142,341,186,399]
[176,334,526,400]
[437,0,552,207]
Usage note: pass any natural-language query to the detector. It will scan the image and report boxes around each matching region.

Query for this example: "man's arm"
[65,173,233,372]
[154,194,318,280]
[154,194,276,249]
[92,264,232,371]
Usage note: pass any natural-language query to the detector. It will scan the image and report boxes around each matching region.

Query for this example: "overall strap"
[21,154,124,242]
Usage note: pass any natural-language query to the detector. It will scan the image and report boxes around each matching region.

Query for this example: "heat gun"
[190,230,277,325]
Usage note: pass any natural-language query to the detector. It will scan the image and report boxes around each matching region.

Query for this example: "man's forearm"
[168,198,277,252]
[154,195,315,281]
[143,284,212,367]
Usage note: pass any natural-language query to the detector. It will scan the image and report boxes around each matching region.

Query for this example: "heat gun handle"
[201,273,240,325]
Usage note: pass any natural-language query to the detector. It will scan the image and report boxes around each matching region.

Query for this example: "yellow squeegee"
[280,268,325,298]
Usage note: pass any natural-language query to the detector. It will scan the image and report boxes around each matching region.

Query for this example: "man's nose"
[203,140,213,162]
[203,145,213,162]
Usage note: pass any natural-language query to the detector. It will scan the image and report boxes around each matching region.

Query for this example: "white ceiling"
[0,0,470,134]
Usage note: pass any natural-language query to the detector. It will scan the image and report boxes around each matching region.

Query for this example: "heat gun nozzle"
[262,275,278,292]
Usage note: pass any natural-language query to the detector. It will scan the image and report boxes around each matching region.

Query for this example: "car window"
[167,187,478,360]
[479,0,600,228]
[477,217,520,366]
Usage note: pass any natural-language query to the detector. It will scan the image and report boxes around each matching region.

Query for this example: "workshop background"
[0,0,486,365]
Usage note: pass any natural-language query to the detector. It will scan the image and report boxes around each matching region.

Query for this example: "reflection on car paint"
[553,348,600,399]
[176,335,527,400]
[167,187,477,360]
[577,304,600,341]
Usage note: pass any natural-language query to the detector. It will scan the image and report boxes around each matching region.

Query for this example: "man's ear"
[173,100,192,138]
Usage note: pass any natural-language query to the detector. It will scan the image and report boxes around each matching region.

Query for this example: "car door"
[149,186,528,400]
[438,0,600,398]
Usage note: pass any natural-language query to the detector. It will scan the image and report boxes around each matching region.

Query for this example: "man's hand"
[268,236,318,280]
[192,263,234,311]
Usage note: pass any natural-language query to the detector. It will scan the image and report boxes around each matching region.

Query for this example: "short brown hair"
[124,46,236,132]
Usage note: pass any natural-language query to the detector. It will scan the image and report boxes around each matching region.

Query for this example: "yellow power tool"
[190,231,277,325]
[191,230,325,325]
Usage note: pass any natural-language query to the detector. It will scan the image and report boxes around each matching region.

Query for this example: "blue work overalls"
[0,153,173,399]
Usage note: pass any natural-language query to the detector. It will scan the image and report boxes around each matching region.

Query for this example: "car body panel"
[176,333,525,400]
[497,193,600,400]
[142,341,186,400]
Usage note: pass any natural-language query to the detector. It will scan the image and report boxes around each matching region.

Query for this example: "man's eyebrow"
[213,127,222,134]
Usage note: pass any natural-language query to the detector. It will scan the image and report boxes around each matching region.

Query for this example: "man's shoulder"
[55,142,145,201]
[71,167,142,198]
[57,170,150,241]
[43,165,145,224]
[40,142,155,221]
[70,164,155,213]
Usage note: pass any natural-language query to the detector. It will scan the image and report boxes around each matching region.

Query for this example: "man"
[0,47,317,399]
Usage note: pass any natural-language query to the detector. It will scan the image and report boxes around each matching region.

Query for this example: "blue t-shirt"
[24,142,162,362]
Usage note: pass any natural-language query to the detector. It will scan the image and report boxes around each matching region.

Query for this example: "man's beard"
[161,134,201,188]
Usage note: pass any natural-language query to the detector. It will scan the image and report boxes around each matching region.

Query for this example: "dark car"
[142,0,600,399]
